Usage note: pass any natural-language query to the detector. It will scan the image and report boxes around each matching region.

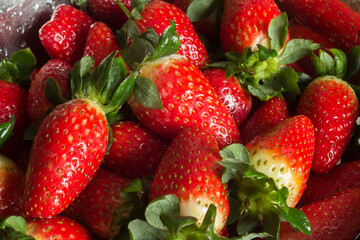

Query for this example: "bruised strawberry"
[149,126,229,234]
[102,121,169,179]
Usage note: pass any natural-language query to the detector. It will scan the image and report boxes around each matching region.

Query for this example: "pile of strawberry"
[1,0,360,239]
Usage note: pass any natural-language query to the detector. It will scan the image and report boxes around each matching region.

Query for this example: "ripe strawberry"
[288,23,337,78]
[275,0,360,52]
[202,68,252,128]
[64,168,129,239]
[246,115,315,207]
[149,126,229,234]
[39,4,95,65]
[87,0,131,30]
[27,58,72,122]
[0,155,25,219]
[127,54,241,149]
[239,96,290,144]
[102,121,169,179]
[298,160,360,206]
[280,187,360,240]
[83,22,122,68]
[23,52,133,218]
[296,76,359,174]
[220,0,284,54]
[134,0,209,69]
[26,215,94,239]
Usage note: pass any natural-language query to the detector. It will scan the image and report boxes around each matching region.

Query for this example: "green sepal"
[297,72,313,92]
[152,20,181,61]
[311,48,347,78]
[134,75,163,109]
[257,45,278,62]
[235,214,261,236]
[160,214,198,236]
[277,39,320,65]
[268,12,288,52]
[262,212,280,240]
[277,207,311,236]
[71,56,94,98]
[218,232,271,240]
[187,0,219,22]
[131,0,151,20]
[9,48,36,83]
[344,45,360,81]
[45,77,68,106]
[70,0,88,12]
[0,216,35,240]
[0,115,15,148]
[117,20,141,49]
[275,66,301,102]
[128,219,170,240]
[0,59,19,83]
[329,48,347,78]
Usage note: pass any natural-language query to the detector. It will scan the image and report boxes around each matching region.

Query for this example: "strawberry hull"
[24,98,109,218]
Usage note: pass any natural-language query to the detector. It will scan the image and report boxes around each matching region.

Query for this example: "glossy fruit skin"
[149,127,229,234]
[27,58,72,122]
[202,68,252,128]
[0,80,29,157]
[275,0,360,52]
[0,154,25,219]
[83,22,122,68]
[26,215,94,239]
[102,121,169,179]
[88,0,131,30]
[296,76,359,174]
[298,160,360,206]
[39,4,95,65]
[280,187,360,240]
[220,0,282,54]
[127,54,241,149]
[24,98,109,218]
[135,0,209,69]
[246,115,315,207]
[239,96,290,144]
[64,168,129,239]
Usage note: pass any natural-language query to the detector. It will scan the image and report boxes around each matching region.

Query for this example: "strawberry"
[275,0,360,52]
[87,0,131,30]
[64,168,130,239]
[239,96,290,144]
[133,0,209,69]
[0,155,25,219]
[23,52,134,218]
[102,121,169,179]
[83,22,122,68]
[299,160,360,206]
[280,187,360,240]
[27,58,72,122]
[127,54,241,149]
[245,115,315,207]
[202,68,252,128]
[296,76,359,173]
[288,23,337,78]
[149,126,230,234]
[220,0,285,54]
[26,215,94,239]
[39,4,95,65]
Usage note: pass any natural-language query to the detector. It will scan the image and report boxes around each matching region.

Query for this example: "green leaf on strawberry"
[268,12,288,52]
[45,78,68,106]
[186,0,219,22]
[0,115,15,149]
[152,20,181,61]
[0,216,34,240]
[344,46,360,81]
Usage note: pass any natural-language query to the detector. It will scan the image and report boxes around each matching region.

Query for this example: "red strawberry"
[39,4,95,65]
[149,126,230,234]
[202,68,252,128]
[87,0,131,30]
[0,155,25,219]
[288,23,337,78]
[246,115,315,207]
[239,96,290,144]
[275,0,360,52]
[299,160,360,206]
[0,80,29,157]
[102,121,169,179]
[220,0,284,54]
[27,58,72,122]
[23,52,131,218]
[83,22,122,68]
[127,54,241,149]
[134,0,209,69]
[280,187,360,240]
[26,215,94,239]
[296,76,359,174]
[64,168,129,239]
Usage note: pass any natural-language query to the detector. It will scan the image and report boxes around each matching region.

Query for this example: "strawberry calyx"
[186,0,222,23]
[0,115,15,149]
[210,13,320,101]
[0,48,36,89]
[0,216,34,240]
[219,144,311,239]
